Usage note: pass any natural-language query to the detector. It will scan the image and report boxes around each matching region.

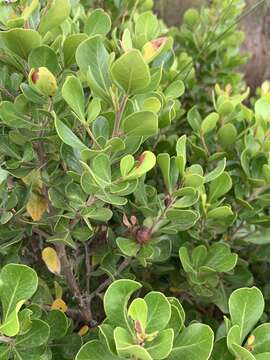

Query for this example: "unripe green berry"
[29,67,58,97]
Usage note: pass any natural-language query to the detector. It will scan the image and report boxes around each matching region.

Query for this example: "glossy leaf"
[168,323,214,360]
[84,9,111,36]
[104,279,142,327]
[38,0,71,35]
[62,76,85,123]
[0,29,41,59]
[111,50,150,94]
[229,287,264,342]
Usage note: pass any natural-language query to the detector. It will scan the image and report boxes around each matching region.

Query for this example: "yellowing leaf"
[78,325,89,336]
[26,193,48,221]
[51,298,67,313]
[22,169,43,189]
[42,247,61,275]
[142,37,167,63]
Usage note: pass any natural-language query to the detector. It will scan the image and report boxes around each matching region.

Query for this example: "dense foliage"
[0,0,269,359]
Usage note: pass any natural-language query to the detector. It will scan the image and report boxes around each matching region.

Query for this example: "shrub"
[0,0,269,359]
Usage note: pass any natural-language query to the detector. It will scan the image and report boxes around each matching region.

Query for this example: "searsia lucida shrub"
[0,0,269,359]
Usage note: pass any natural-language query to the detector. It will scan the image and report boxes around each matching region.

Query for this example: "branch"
[55,242,93,323]
[89,256,133,301]
[0,336,13,344]
[42,304,81,319]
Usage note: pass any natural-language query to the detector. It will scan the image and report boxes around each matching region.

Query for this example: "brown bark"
[241,1,270,91]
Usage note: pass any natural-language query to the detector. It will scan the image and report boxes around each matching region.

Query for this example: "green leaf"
[176,135,187,176]
[0,28,41,59]
[87,98,102,124]
[111,50,150,94]
[81,207,113,222]
[187,106,201,132]
[128,298,148,330]
[212,338,234,360]
[115,326,152,360]
[252,324,270,354]
[204,158,226,183]
[120,155,135,177]
[76,36,112,102]
[184,173,204,188]
[84,9,111,36]
[207,206,233,219]
[201,112,219,135]
[263,164,270,183]
[0,264,38,336]
[62,76,85,123]
[146,328,174,360]
[0,101,39,130]
[104,279,142,327]
[255,94,270,121]
[92,153,111,185]
[46,309,68,340]
[20,83,48,105]
[28,45,60,75]
[144,292,171,332]
[168,323,214,360]
[76,340,120,360]
[157,153,171,192]
[56,334,83,359]
[204,243,237,272]
[63,34,88,68]
[173,187,199,208]
[54,117,88,151]
[15,319,50,348]
[229,287,264,342]
[217,101,235,117]
[0,344,10,359]
[227,325,255,360]
[208,172,232,202]
[179,246,200,274]
[0,168,9,185]
[167,298,185,337]
[255,354,270,360]
[125,151,156,180]
[99,324,117,355]
[0,300,24,337]
[164,80,185,99]
[38,0,71,35]
[217,124,237,148]
[122,111,158,136]
[142,97,161,113]
[166,209,199,230]
[135,11,159,48]
[116,237,140,257]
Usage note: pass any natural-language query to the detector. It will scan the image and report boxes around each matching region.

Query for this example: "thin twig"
[89,256,133,301]
[84,123,102,149]
[0,86,15,100]
[112,95,128,137]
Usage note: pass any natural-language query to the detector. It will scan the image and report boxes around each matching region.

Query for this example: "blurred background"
[154,0,270,91]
